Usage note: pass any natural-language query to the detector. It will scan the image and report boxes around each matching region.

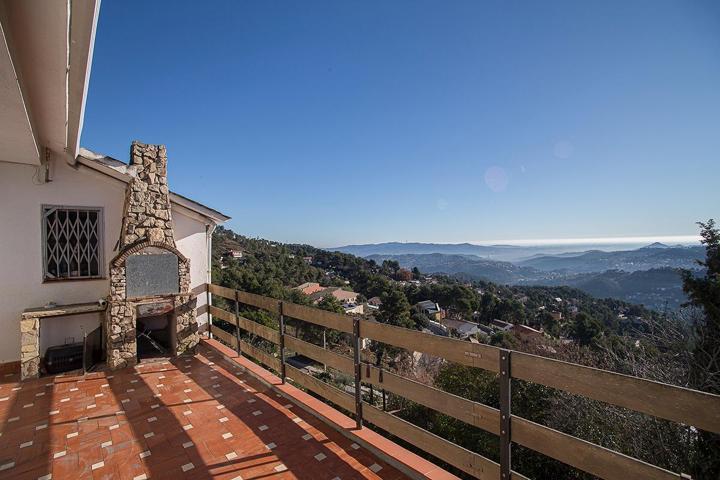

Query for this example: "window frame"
[41,204,105,282]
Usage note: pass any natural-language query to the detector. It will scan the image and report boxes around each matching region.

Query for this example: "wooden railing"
[205,283,720,480]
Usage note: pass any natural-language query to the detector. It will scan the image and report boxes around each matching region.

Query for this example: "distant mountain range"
[335,242,705,311]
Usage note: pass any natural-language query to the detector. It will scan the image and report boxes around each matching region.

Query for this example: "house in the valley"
[310,287,359,305]
[490,319,514,332]
[294,282,326,296]
[0,5,229,379]
[415,300,444,321]
[225,249,244,259]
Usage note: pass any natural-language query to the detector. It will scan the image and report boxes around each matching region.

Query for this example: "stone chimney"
[119,141,175,249]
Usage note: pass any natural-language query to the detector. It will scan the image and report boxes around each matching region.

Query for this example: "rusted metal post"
[279,301,286,383]
[352,317,363,429]
[499,349,512,480]
[234,291,242,357]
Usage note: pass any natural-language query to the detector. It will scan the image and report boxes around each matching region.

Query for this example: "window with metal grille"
[42,206,104,280]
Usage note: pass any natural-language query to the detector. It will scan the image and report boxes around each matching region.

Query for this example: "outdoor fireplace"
[106,142,198,370]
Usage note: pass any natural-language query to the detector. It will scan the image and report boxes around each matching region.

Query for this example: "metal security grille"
[42,206,104,280]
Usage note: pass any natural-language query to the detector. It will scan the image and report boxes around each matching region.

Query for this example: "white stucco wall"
[0,158,212,365]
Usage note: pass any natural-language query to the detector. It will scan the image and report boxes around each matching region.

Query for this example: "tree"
[681,219,720,478]
[570,312,603,346]
[395,268,413,282]
[378,289,413,329]
[411,267,421,280]
[317,295,344,314]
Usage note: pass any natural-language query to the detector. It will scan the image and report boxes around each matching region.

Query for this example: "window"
[42,206,104,280]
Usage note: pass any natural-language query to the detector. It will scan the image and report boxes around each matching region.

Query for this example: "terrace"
[1,284,719,480]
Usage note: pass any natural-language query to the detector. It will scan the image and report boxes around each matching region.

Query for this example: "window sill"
[42,277,107,284]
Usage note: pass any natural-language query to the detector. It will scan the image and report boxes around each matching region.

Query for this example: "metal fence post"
[207,283,213,339]
[352,317,363,429]
[499,349,512,480]
[234,291,242,357]
[279,301,286,383]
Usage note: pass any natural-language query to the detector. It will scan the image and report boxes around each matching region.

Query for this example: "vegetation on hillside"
[210,224,718,479]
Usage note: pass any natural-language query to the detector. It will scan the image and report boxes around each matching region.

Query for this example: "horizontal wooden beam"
[285,364,356,412]
[362,364,500,435]
[209,305,237,326]
[511,416,682,480]
[211,326,237,350]
[282,302,354,334]
[363,405,528,480]
[512,351,720,434]
[359,319,499,372]
[239,339,282,373]
[285,335,354,374]
[208,283,235,301]
[237,315,280,344]
[237,291,281,314]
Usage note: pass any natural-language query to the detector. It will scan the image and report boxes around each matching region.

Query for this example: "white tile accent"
[53,450,67,459]
[183,410,192,416]
[266,442,276,450]
[95,393,104,397]
[67,432,78,438]
[126,389,135,393]
[23,403,34,408]
[147,416,157,423]
[101,440,112,448]
[139,450,151,459]
[258,425,268,431]
[183,424,193,430]
[91,461,104,470]
[351,443,360,450]
[314,453,327,461]
[133,475,148,480]
[49,410,60,415]
[0,462,14,471]
[36,392,45,397]
[87,404,96,409]
[369,463,382,473]
[292,417,302,423]
[274,464,288,472]
[36,423,48,430]
[60,398,69,403]
[144,432,154,439]
[222,432,233,440]
[151,404,159,409]
[247,398,256,403]
[182,441,194,449]
[8,416,19,422]
[252,410,262,416]
[121,398,130,404]
[219,417,229,423]
[302,433,312,440]
[183,389,192,393]
[109,424,119,430]
[225,452,238,460]
[181,463,195,472]
[20,440,33,448]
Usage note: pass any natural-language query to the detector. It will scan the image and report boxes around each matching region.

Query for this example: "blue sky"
[82,0,720,248]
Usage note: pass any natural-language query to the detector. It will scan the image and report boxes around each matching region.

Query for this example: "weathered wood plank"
[239,339,282,372]
[208,284,235,301]
[359,320,500,372]
[512,351,720,434]
[285,336,355,374]
[362,405,526,480]
[237,315,280,344]
[362,365,500,435]
[237,290,281,314]
[285,365,356,412]
[512,416,681,480]
[209,305,237,326]
[282,302,354,334]
[212,326,238,350]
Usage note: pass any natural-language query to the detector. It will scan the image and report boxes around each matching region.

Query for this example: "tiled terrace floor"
[0,349,407,480]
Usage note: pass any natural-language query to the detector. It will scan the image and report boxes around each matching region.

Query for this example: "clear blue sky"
[82,0,720,248]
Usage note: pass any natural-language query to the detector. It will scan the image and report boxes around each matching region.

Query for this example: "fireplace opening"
[136,303,176,360]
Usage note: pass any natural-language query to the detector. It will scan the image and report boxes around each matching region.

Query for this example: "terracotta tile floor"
[0,350,408,480]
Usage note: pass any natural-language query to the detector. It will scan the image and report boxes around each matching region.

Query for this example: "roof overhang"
[0,0,100,166]
[76,148,231,225]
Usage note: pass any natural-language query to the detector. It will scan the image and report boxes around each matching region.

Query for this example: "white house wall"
[0,158,210,365]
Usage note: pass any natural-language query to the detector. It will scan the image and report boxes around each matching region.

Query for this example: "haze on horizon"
[82,1,720,248]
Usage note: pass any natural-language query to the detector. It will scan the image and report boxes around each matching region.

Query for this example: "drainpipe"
[206,223,217,338]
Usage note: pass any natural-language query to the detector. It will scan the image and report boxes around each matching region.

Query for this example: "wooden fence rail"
[205,283,719,480]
